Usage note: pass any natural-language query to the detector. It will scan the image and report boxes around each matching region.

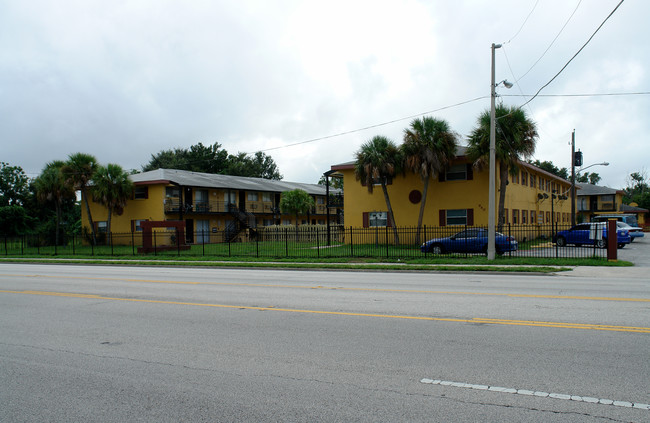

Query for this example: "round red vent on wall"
[409,190,422,204]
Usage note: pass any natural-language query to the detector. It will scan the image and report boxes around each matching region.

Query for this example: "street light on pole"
[488,43,512,260]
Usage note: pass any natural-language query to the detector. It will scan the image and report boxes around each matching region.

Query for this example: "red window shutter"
[144,187,149,199]
[362,212,369,228]
[466,164,473,180]
[387,212,393,227]
[439,210,446,226]
[467,209,474,226]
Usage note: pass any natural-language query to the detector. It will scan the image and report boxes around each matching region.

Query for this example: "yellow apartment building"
[82,168,342,244]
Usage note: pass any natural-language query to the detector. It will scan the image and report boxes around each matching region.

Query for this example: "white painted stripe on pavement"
[419,378,649,410]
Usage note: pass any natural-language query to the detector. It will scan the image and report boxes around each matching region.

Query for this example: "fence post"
[316,226,320,259]
[228,232,231,257]
[72,234,75,255]
[202,230,205,256]
[423,225,427,258]
[177,227,180,256]
[154,231,157,256]
[110,231,114,256]
[132,231,135,256]
[350,226,354,257]
[385,225,389,259]
[4,235,6,256]
[22,235,25,255]
[90,234,94,256]
[256,231,259,258]
[285,227,288,257]
[37,234,40,255]
[54,237,57,256]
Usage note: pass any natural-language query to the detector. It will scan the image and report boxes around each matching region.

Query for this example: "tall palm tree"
[354,135,403,245]
[62,153,99,245]
[467,104,538,231]
[34,160,76,246]
[402,116,458,243]
[91,164,134,242]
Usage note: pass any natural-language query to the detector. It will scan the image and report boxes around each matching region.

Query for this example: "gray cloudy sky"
[1,0,648,188]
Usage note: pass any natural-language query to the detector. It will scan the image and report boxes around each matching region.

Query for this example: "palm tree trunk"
[82,188,97,246]
[415,176,429,244]
[381,183,399,245]
[497,165,509,232]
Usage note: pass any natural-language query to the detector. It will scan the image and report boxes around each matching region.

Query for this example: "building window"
[97,221,107,233]
[263,219,274,226]
[530,210,536,224]
[522,210,527,224]
[530,175,536,188]
[578,197,588,211]
[512,172,519,184]
[133,219,147,232]
[546,211,550,223]
[521,172,528,187]
[318,219,325,225]
[446,209,467,226]
[262,192,272,202]
[445,164,468,181]
[134,186,148,199]
[512,209,519,224]
[600,195,615,210]
[282,219,292,226]
[316,196,324,204]
[247,192,259,201]
[165,187,180,198]
[503,208,509,225]
[368,211,388,227]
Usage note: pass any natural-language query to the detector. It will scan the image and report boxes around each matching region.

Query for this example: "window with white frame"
[282,219,292,225]
[134,219,146,232]
[262,192,272,202]
[97,221,107,233]
[446,209,467,225]
[369,211,388,227]
[247,192,259,201]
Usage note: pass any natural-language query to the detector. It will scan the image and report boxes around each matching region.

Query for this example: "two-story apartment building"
[83,168,342,244]
[576,182,647,226]
[331,146,572,241]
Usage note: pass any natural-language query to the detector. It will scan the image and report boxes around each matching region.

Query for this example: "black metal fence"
[2,224,608,259]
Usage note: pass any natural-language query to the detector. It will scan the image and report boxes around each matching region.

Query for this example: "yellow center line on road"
[1,289,649,334]
[1,273,648,303]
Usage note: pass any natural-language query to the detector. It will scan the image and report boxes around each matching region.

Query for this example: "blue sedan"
[421,228,518,255]
[555,223,631,248]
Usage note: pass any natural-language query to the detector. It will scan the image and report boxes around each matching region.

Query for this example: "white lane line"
[420,378,649,410]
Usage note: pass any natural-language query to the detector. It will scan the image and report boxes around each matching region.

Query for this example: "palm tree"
[62,153,99,245]
[34,160,76,246]
[467,104,538,231]
[91,164,134,243]
[354,135,402,245]
[402,116,458,243]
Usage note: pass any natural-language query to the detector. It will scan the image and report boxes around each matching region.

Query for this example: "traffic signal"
[574,151,583,167]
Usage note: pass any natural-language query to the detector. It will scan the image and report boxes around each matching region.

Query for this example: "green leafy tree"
[467,105,538,231]
[0,162,30,206]
[91,164,134,242]
[62,153,99,245]
[576,172,601,185]
[142,142,283,180]
[225,151,283,180]
[402,116,458,243]
[318,175,344,190]
[528,160,569,180]
[354,135,403,245]
[33,161,76,246]
[0,205,35,236]
[280,189,315,225]
[142,142,230,173]
[623,170,650,210]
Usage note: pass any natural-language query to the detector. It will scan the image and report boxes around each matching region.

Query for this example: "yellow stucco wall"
[337,159,573,231]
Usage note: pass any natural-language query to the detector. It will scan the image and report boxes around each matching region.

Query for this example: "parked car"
[593,214,639,227]
[420,228,518,255]
[554,223,631,248]
[617,221,644,242]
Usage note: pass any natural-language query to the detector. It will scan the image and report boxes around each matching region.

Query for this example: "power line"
[505,91,650,98]
[504,0,539,44]
[516,0,583,83]
[518,0,625,109]
[254,96,487,153]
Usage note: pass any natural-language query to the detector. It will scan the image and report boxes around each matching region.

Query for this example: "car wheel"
[596,239,606,248]
[556,236,567,247]
[618,243,625,249]
[431,244,443,255]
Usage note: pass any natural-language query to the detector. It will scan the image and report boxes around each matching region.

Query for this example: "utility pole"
[570,130,576,226]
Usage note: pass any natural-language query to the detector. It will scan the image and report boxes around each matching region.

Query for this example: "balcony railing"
[164,200,330,215]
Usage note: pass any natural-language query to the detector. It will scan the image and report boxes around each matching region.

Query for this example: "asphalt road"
[1,258,648,422]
